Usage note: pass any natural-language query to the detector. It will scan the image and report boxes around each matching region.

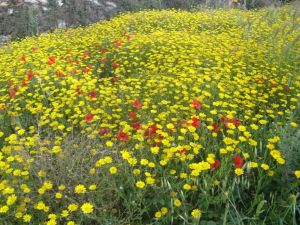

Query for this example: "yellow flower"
[249,162,258,168]
[235,168,244,176]
[290,122,298,128]
[259,119,268,125]
[81,202,94,214]
[35,201,46,210]
[89,184,97,190]
[250,124,259,130]
[183,184,191,190]
[67,221,76,225]
[48,214,57,220]
[46,219,56,225]
[191,209,202,218]
[155,211,162,218]
[238,125,246,132]
[174,199,182,207]
[38,170,45,177]
[261,164,269,170]
[133,169,141,174]
[109,166,118,174]
[43,181,53,190]
[166,123,175,129]
[136,181,145,189]
[170,169,176,175]
[213,180,220,185]
[106,141,114,147]
[294,170,300,179]
[23,214,32,222]
[150,146,159,154]
[161,207,168,215]
[148,162,155,168]
[267,170,274,176]
[51,146,61,154]
[146,177,155,185]
[6,194,17,205]
[74,184,86,194]
[55,192,62,199]
[61,210,69,218]
[15,212,23,218]
[58,185,65,191]
[17,129,25,135]
[276,157,285,165]
[68,203,78,212]
[0,205,9,213]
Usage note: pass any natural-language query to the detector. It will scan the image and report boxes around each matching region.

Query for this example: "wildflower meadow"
[0,4,299,225]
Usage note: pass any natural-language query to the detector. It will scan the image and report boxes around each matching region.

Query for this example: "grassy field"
[0,4,299,225]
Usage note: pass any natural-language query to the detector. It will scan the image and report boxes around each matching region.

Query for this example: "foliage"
[0,0,296,39]
[0,5,300,225]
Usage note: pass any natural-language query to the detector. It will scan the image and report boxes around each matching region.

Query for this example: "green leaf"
[255,200,266,217]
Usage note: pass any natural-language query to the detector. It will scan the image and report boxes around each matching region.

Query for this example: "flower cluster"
[0,5,299,225]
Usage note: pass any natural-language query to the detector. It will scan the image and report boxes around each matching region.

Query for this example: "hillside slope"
[0,6,299,225]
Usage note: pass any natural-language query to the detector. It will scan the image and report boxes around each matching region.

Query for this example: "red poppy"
[56,71,65,77]
[114,40,122,48]
[212,124,220,132]
[191,117,200,127]
[82,67,89,73]
[20,55,26,62]
[31,47,37,51]
[101,58,107,63]
[144,128,152,137]
[85,113,94,122]
[9,89,16,98]
[157,134,163,140]
[112,77,119,82]
[144,124,157,139]
[117,130,129,141]
[132,122,142,130]
[99,127,110,136]
[153,142,161,147]
[48,56,55,65]
[101,48,107,54]
[233,156,244,168]
[7,81,12,86]
[191,99,201,110]
[76,87,84,95]
[220,117,227,123]
[177,148,187,154]
[126,35,131,40]
[228,117,240,127]
[151,124,157,133]
[82,51,89,58]
[220,117,229,128]
[131,100,142,110]
[71,69,77,75]
[112,62,119,68]
[89,91,97,99]
[129,111,136,120]
[22,79,27,86]
[257,77,265,83]
[210,159,220,170]
[27,71,33,80]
